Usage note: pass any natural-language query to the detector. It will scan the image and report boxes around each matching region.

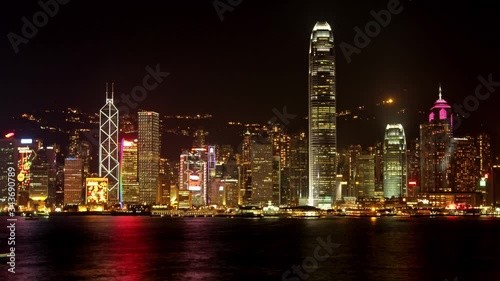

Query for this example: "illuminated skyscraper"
[450,137,477,192]
[179,148,207,207]
[308,21,336,208]
[138,111,160,204]
[120,139,139,204]
[16,139,41,206]
[383,124,407,198]
[99,84,120,204]
[345,145,361,197]
[240,130,253,205]
[420,85,453,193]
[356,151,376,198]
[251,139,274,206]
[0,137,18,209]
[30,146,53,208]
[407,138,420,196]
[289,132,308,206]
[64,157,83,205]
[477,133,492,176]
[158,158,171,205]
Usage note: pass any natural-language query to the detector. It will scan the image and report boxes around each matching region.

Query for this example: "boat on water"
[24,212,40,220]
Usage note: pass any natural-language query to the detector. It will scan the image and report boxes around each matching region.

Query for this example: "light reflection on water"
[1,216,500,281]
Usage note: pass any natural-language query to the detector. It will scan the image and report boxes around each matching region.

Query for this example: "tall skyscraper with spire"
[420,84,453,193]
[308,21,336,208]
[99,83,120,205]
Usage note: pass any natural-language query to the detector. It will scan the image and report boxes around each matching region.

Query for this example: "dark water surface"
[1,216,500,281]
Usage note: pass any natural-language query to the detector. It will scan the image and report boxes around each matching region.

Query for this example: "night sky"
[1,0,500,148]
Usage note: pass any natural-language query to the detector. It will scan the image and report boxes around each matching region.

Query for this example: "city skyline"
[2,2,500,281]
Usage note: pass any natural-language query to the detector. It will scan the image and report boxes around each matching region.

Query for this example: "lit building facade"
[64,157,84,205]
[85,178,108,204]
[356,152,376,198]
[450,137,478,192]
[179,148,208,207]
[420,86,453,193]
[158,158,171,205]
[289,132,308,206]
[120,139,139,204]
[407,138,420,196]
[383,124,407,198]
[477,133,492,176]
[30,146,55,208]
[16,139,41,206]
[308,21,337,208]
[251,140,274,206]
[240,130,253,205]
[0,137,18,209]
[138,111,160,204]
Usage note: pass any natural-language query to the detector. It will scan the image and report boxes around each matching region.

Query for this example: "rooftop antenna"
[111,82,115,101]
[438,82,443,100]
[106,82,109,99]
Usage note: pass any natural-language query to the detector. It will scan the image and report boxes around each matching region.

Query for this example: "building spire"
[438,82,442,100]
[106,82,109,100]
[111,82,115,101]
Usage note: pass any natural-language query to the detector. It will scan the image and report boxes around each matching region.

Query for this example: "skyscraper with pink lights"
[420,85,454,193]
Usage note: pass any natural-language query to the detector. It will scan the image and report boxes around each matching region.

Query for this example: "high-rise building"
[64,157,84,205]
[346,145,362,197]
[179,148,208,207]
[420,86,453,193]
[0,137,18,209]
[251,139,274,206]
[383,124,407,198]
[99,84,120,204]
[450,137,478,192]
[16,139,41,207]
[158,158,171,205]
[477,133,492,176]
[240,130,253,205]
[269,124,290,205]
[356,151,376,198]
[43,145,58,208]
[221,154,240,207]
[138,111,160,204]
[120,139,139,204]
[30,147,50,207]
[490,164,500,207]
[407,138,420,196]
[289,132,308,206]
[374,142,384,196]
[308,21,337,209]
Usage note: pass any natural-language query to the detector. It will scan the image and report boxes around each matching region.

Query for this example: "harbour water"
[1,216,500,281]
